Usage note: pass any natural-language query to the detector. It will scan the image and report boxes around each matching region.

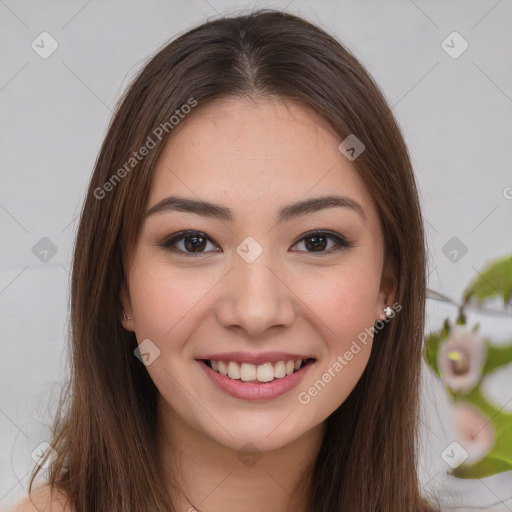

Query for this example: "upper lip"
[197,352,316,365]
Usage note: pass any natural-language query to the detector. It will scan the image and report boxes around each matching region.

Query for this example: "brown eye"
[160,231,220,255]
[291,231,353,254]
[183,235,207,252]
[304,234,328,252]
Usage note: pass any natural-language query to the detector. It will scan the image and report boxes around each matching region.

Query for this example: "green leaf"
[453,449,512,478]
[482,341,512,374]
[424,332,442,376]
[463,255,512,307]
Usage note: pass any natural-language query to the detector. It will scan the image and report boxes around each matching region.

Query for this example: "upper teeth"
[210,359,305,382]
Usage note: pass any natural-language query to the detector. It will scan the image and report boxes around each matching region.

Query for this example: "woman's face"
[121,96,395,452]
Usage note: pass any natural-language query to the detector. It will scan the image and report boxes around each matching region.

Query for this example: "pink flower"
[454,402,495,464]
[438,325,486,393]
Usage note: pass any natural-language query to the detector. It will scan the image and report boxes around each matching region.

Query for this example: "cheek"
[291,262,379,409]
[296,261,380,347]
[127,257,218,345]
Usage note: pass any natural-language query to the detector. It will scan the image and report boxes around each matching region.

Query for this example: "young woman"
[15,9,437,512]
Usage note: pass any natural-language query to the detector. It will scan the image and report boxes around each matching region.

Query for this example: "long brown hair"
[27,9,437,511]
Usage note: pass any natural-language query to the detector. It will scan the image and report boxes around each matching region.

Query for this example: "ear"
[120,280,135,332]
[375,253,398,322]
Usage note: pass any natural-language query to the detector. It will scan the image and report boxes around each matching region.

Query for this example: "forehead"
[149,96,380,228]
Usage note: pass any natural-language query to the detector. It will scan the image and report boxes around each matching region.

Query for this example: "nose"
[216,251,296,337]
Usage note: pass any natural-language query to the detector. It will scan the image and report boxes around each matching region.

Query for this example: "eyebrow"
[145,194,366,223]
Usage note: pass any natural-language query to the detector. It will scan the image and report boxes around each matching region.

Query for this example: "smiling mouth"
[200,358,316,383]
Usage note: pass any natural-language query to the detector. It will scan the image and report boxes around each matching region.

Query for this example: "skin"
[120,95,396,512]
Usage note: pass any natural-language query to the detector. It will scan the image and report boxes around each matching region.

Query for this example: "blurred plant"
[424,255,512,478]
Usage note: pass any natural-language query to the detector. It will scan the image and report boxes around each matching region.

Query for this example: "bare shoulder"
[10,485,74,512]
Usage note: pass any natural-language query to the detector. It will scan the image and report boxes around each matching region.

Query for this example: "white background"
[1,0,511,510]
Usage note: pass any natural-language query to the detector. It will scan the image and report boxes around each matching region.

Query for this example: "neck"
[157,396,325,512]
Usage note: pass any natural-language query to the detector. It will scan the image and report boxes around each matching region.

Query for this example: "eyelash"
[159,230,354,256]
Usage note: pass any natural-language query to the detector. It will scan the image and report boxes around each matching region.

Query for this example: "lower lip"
[197,359,316,401]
